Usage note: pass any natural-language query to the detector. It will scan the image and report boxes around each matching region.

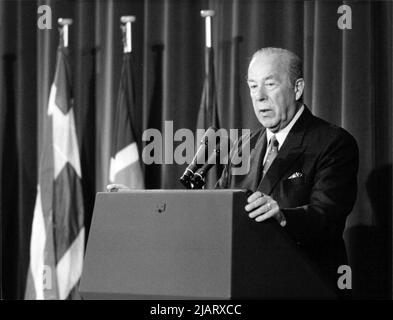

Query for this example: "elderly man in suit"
[216,47,359,289]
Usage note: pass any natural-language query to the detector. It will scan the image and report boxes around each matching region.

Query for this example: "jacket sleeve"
[281,129,359,243]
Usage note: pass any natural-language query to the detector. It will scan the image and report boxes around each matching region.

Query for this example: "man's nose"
[255,86,268,101]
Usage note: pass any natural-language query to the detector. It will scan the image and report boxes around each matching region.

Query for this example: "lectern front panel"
[80,190,239,299]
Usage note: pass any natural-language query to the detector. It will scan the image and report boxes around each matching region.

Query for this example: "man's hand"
[106,184,131,192]
[245,191,287,227]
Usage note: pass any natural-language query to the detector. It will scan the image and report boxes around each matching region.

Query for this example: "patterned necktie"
[262,135,279,178]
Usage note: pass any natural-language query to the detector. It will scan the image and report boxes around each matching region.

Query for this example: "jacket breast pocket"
[280,176,311,207]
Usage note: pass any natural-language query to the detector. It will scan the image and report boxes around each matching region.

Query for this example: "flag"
[109,52,144,188]
[25,44,85,300]
[196,46,221,188]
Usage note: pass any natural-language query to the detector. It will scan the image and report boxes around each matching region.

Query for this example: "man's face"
[247,53,301,132]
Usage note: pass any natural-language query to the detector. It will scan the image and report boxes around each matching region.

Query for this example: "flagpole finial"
[121,16,136,53]
[121,15,136,24]
[200,10,215,48]
[200,10,215,18]
[58,18,73,48]
[58,18,73,26]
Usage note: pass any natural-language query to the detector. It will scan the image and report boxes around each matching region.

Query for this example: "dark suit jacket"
[216,106,359,287]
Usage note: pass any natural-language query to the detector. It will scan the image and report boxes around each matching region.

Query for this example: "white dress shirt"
[263,105,304,164]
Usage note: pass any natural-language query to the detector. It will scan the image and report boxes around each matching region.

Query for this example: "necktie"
[262,135,278,178]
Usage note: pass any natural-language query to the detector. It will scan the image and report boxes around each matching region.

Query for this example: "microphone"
[191,137,229,189]
[179,126,217,188]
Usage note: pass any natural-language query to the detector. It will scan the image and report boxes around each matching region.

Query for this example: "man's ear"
[294,78,305,101]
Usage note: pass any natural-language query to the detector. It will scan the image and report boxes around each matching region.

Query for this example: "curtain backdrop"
[0,0,392,299]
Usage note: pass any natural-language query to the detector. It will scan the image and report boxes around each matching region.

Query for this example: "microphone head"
[191,146,220,189]
[179,126,219,189]
[179,168,193,189]
[191,172,205,189]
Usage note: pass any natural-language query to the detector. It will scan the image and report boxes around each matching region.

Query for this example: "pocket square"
[288,172,303,179]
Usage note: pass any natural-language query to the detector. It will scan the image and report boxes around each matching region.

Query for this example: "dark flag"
[196,46,221,188]
[25,44,85,299]
[109,52,144,188]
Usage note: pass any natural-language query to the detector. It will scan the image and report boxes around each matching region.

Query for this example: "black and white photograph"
[0,0,392,306]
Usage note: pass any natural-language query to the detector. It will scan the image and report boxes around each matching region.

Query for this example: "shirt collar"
[266,105,304,149]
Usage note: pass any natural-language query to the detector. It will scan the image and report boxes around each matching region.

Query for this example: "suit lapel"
[257,107,312,195]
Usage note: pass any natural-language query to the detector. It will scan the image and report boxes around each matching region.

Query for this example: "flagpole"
[58,18,73,48]
[200,10,215,48]
[120,16,136,53]
[197,10,219,189]
[108,14,144,189]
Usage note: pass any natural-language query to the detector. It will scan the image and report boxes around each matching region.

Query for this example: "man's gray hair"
[250,47,303,87]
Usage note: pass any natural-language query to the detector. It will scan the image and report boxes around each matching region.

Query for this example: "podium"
[79,190,335,299]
